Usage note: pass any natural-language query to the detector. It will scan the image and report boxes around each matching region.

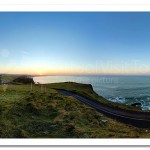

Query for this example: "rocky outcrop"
[12,76,35,84]
[131,102,142,107]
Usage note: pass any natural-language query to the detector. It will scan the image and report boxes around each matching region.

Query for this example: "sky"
[1,12,150,75]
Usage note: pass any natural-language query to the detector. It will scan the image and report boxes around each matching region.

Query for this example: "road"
[57,89,150,128]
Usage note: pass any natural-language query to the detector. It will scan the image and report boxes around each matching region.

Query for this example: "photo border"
[0,0,150,146]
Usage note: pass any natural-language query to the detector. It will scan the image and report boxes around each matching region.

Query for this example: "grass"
[0,81,150,138]
[0,74,21,82]
[46,82,141,111]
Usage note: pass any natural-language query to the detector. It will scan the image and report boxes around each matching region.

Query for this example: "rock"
[101,120,108,123]
[131,102,141,107]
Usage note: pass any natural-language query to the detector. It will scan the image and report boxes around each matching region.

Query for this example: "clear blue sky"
[0,12,150,75]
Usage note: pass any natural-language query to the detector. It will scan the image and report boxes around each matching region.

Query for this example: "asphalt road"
[57,89,150,128]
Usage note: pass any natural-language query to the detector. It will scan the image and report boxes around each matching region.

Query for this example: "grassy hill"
[0,81,150,138]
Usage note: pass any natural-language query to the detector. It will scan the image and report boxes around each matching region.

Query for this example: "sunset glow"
[1,12,150,75]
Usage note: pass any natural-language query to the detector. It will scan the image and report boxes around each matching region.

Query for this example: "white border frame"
[0,4,150,12]
[0,139,150,146]
[1,0,150,11]
[0,0,150,146]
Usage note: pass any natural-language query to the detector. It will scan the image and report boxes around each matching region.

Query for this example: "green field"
[0,81,150,138]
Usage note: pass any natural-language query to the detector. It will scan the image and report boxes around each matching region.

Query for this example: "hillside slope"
[0,83,150,138]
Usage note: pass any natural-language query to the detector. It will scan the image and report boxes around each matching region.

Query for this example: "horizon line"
[1,73,150,76]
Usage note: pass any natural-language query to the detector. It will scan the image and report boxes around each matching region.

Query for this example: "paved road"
[57,89,150,128]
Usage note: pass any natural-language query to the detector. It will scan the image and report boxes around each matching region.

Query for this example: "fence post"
[31,82,33,91]
[41,84,43,93]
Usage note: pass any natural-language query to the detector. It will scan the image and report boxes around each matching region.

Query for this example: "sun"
[38,72,43,76]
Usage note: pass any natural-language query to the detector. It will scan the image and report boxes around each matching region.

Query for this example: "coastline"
[1,77,150,137]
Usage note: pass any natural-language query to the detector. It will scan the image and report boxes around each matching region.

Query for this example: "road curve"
[57,89,150,128]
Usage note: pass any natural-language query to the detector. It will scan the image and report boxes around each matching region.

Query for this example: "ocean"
[33,75,150,110]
